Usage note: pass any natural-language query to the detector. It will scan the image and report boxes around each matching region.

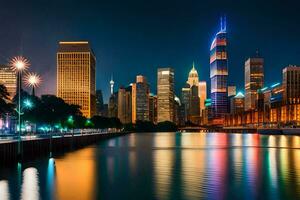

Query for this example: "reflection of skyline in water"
[1,133,300,199]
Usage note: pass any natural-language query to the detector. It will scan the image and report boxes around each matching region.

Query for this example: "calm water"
[1,132,300,200]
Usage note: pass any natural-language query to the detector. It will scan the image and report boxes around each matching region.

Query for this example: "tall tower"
[110,75,114,95]
[210,17,228,123]
[244,52,264,111]
[157,68,175,122]
[57,41,96,118]
[132,75,149,123]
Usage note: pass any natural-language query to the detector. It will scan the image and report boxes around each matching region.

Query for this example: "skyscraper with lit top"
[210,17,228,123]
[57,41,96,118]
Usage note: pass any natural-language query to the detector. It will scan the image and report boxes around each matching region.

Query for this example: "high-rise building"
[181,84,191,122]
[96,90,104,115]
[282,65,300,124]
[210,17,228,122]
[57,41,96,118]
[132,75,149,123]
[157,68,174,122]
[118,86,132,124]
[0,65,17,100]
[189,85,200,124]
[244,53,264,111]
[108,92,118,118]
[199,81,207,113]
[283,65,300,105]
[227,86,236,97]
[230,92,245,114]
[187,62,199,87]
[149,94,157,124]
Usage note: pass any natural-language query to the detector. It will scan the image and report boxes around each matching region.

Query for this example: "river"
[1,132,300,200]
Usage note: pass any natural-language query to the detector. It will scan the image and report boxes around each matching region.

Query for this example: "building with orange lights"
[57,41,96,118]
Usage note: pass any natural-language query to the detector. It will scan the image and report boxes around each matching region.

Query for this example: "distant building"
[189,85,200,124]
[96,90,104,115]
[118,86,132,124]
[283,65,300,105]
[0,65,16,100]
[157,68,175,122]
[149,94,157,124]
[210,17,228,122]
[282,65,300,124]
[228,86,236,97]
[108,92,118,118]
[230,92,245,114]
[181,84,191,122]
[199,81,207,114]
[132,75,149,123]
[57,41,96,118]
[244,52,264,111]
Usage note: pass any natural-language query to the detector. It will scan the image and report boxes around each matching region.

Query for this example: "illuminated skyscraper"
[157,68,174,122]
[57,41,96,118]
[0,65,17,100]
[118,86,132,124]
[244,52,264,111]
[199,81,207,114]
[283,65,300,105]
[210,17,228,122]
[230,92,245,114]
[132,75,149,123]
[187,62,199,87]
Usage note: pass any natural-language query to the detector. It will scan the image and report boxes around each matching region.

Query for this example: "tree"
[157,121,177,132]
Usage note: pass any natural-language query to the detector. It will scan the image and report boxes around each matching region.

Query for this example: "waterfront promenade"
[0,130,126,164]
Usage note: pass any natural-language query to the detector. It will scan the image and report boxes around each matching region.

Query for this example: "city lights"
[25,73,41,88]
[9,56,30,72]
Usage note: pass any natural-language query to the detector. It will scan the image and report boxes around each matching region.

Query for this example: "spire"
[192,61,195,70]
[220,15,227,32]
[110,74,114,95]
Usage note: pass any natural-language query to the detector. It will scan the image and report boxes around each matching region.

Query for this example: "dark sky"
[0,0,299,102]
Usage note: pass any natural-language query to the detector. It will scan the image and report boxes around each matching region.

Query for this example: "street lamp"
[24,72,41,96]
[10,56,30,160]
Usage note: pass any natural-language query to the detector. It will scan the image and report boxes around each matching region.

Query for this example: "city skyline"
[0,0,299,102]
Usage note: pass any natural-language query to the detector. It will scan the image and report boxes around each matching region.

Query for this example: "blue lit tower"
[210,17,228,122]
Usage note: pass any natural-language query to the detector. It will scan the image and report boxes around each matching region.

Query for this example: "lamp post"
[10,56,30,160]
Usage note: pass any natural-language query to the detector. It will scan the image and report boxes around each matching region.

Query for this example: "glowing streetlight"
[24,72,41,96]
[10,56,30,160]
[23,99,33,109]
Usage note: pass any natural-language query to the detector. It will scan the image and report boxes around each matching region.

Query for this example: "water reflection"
[0,180,10,200]
[21,167,40,200]
[1,133,300,199]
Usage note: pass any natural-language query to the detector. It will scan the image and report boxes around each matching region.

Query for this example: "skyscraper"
[283,65,300,105]
[282,65,300,124]
[189,85,200,124]
[187,62,199,87]
[149,94,157,124]
[199,81,207,114]
[0,65,17,100]
[57,41,96,118]
[210,17,228,122]
[181,84,191,122]
[157,68,174,122]
[244,53,264,111]
[118,86,132,124]
[132,75,149,123]
[230,92,245,114]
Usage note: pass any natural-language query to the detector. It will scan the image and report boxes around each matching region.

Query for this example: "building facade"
[244,54,264,111]
[230,92,245,114]
[149,94,157,124]
[132,75,149,123]
[210,17,228,123]
[0,65,17,100]
[57,41,96,118]
[157,68,175,122]
[118,86,132,124]
[199,81,207,114]
[228,86,236,97]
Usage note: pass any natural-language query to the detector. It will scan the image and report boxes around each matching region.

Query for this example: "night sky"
[0,0,299,102]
